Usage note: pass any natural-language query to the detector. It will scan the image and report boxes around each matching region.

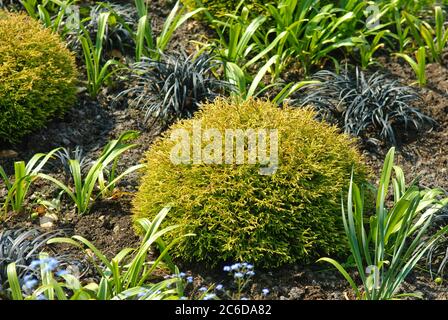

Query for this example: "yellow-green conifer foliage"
[133,98,369,267]
[0,11,77,144]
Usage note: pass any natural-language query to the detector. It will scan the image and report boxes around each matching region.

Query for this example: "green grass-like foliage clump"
[182,0,269,17]
[133,98,369,267]
[0,11,77,144]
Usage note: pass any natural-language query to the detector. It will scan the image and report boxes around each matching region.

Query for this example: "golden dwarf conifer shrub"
[0,11,77,144]
[133,98,369,267]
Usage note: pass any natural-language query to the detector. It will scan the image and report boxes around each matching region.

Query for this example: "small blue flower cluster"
[223,262,255,278]
[24,257,70,294]
[23,274,38,290]
[203,293,216,300]
[168,271,192,282]
[30,257,59,272]
[136,288,162,299]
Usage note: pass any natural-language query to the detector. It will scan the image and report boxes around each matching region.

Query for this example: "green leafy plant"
[181,0,266,18]
[389,6,412,53]
[39,131,144,214]
[404,6,448,64]
[358,30,390,69]
[226,56,317,102]
[395,46,427,86]
[5,208,192,300]
[134,0,203,61]
[0,149,59,216]
[81,2,136,55]
[318,147,448,300]
[96,131,141,199]
[207,6,292,99]
[20,0,77,34]
[264,0,367,75]
[0,11,77,144]
[79,11,123,97]
[431,6,448,63]
[211,7,266,65]
[133,97,369,267]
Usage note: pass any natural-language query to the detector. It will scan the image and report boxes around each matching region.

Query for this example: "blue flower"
[178,272,186,278]
[24,279,38,290]
[223,266,230,272]
[231,263,241,271]
[187,276,194,283]
[241,297,249,300]
[215,284,223,291]
[262,288,269,296]
[43,258,59,272]
[180,296,187,300]
[29,260,41,270]
[23,274,34,282]
[246,271,255,277]
[56,269,69,277]
[246,264,254,270]
[36,294,47,300]
[204,293,216,300]
[234,272,244,278]
[199,286,208,292]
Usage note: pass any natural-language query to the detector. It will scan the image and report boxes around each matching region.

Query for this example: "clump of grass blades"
[0,228,87,299]
[38,131,144,215]
[0,228,60,286]
[426,202,448,280]
[119,53,230,125]
[66,2,137,57]
[0,149,59,216]
[298,68,436,146]
[5,208,191,300]
[54,146,91,183]
[318,147,448,300]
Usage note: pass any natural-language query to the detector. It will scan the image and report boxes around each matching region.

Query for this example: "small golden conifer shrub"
[133,98,369,267]
[0,11,77,144]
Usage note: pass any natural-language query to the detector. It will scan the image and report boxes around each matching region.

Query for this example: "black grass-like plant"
[0,0,18,9]
[119,53,230,124]
[297,68,436,145]
[54,146,91,180]
[427,205,448,279]
[0,228,90,296]
[66,2,136,56]
[0,228,62,284]
[427,236,448,279]
[89,2,136,54]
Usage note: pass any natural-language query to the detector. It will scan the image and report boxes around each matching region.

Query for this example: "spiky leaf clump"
[121,53,228,125]
[0,11,77,144]
[298,68,435,146]
[0,228,60,283]
[133,98,369,267]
